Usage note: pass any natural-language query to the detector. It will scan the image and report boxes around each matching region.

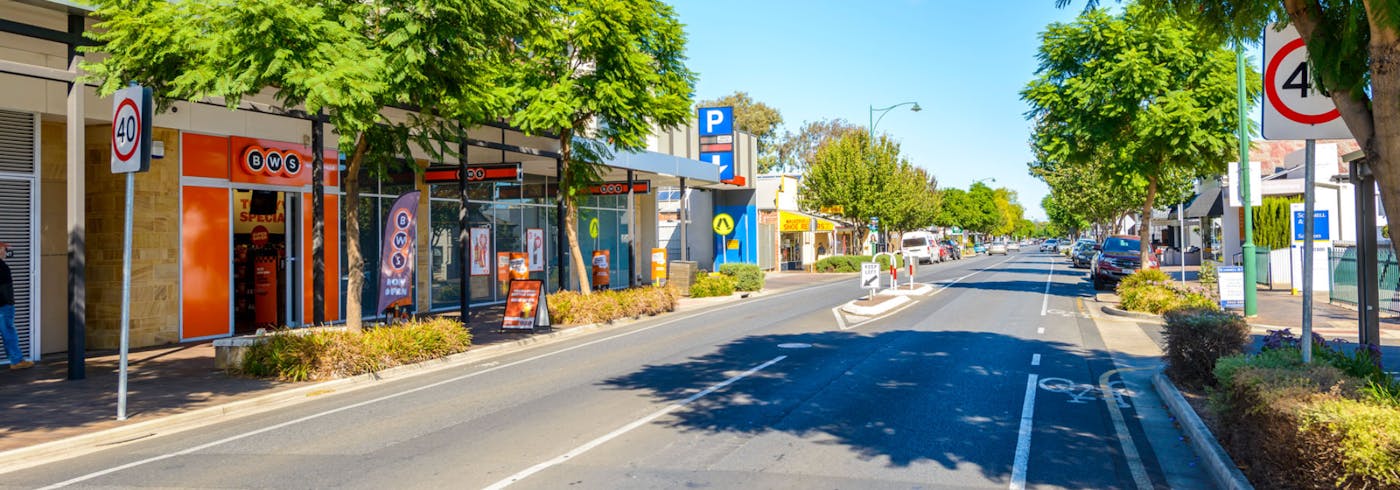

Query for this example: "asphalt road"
[3,251,1201,489]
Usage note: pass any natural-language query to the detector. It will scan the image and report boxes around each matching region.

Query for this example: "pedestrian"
[0,242,32,369]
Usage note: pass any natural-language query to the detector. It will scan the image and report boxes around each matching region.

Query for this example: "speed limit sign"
[1262,24,1351,140]
[110,84,153,173]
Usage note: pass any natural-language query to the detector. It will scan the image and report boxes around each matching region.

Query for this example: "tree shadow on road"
[600,330,1152,489]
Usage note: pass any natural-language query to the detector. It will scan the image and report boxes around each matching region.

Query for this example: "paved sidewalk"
[0,274,845,455]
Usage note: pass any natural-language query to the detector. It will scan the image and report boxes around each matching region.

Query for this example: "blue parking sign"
[701,151,734,181]
[698,107,733,136]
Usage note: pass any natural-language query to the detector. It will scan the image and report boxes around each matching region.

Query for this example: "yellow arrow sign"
[712,213,735,235]
[589,217,599,239]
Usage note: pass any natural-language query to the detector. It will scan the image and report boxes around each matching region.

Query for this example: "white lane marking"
[1010,373,1039,490]
[1040,256,1055,316]
[1037,327,1045,335]
[1100,369,1153,490]
[484,355,788,490]
[36,280,846,489]
[1031,354,1041,366]
[831,306,848,330]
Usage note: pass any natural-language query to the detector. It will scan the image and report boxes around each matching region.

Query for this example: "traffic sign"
[712,213,735,235]
[860,262,879,289]
[111,84,152,173]
[588,217,599,239]
[698,107,733,136]
[1262,24,1351,140]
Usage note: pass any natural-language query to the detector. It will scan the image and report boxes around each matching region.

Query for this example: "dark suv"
[1091,235,1158,290]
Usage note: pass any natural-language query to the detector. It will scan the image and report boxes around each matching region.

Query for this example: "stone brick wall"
[84,126,182,349]
[39,122,69,354]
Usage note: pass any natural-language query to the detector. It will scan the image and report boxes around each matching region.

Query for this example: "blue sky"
[672,1,1095,220]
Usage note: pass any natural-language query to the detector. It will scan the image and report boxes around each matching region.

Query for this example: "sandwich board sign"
[1262,24,1351,140]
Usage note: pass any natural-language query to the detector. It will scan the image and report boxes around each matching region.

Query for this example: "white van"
[901,231,941,264]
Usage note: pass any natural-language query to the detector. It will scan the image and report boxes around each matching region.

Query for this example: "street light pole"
[869,101,922,136]
[1236,42,1259,317]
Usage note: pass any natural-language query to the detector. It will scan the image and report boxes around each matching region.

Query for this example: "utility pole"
[1236,42,1259,317]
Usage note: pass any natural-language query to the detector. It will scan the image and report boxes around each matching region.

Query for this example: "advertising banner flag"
[377,191,420,314]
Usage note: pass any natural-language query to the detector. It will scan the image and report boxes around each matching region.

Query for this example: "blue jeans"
[0,304,21,363]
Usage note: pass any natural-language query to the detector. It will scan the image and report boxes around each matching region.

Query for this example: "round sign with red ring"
[112,98,141,162]
[1264,37,1341,125]
[251,225,270,246]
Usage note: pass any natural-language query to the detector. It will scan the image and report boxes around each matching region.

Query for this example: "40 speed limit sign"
[1262,24,1351,140]
[110,84,153,173]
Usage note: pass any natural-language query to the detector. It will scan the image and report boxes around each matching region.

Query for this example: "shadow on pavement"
[600,330,1151,489]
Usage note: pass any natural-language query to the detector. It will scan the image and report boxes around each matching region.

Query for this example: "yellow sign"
[819,205,844,215]
[779,211,811,232]
[816,218,836,231]
[588,217,599,239]
[712,213,735,235]
[727,239,740,250]
[651,248,667,284]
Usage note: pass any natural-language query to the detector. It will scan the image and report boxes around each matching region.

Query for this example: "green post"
[1237,43,1258,317]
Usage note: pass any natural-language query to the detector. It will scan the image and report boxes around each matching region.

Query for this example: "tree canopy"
[799,130,939,240]
[769,119,862,173]
[1023,4,1258,259]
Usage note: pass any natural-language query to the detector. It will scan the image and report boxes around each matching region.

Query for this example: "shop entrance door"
[232,188,303,333]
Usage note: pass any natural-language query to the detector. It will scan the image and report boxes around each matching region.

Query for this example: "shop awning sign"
[424,163,522,183]
[111,84,152,174]
[588,180,651,195]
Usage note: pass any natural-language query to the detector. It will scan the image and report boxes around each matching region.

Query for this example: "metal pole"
[679,177,688,262]
[627,170,635,288]
[65,12,85,381]
[117,172,134,420]
[458,133,471,322]
[1237,43,1259,317]
[311,113,325,325]
[1353,161,1381,347]
[556,158,567,290]
[1302,139,1316,364]
[1179,202,1186,286]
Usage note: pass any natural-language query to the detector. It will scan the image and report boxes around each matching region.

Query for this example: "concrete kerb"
[879,284,933,296]
[839,295,911,316]
[1152,373,1254,490]
[1101,305,1165,322]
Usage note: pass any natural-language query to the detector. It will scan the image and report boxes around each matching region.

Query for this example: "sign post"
[1263,24,1351,363]
[110,83,152,421]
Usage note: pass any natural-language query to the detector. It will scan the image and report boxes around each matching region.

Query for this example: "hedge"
[547,285,680,326]
[1210,339,1400,488]
[719,263,764,291]
[690,273,736,297]
[1116,269,1219,314]
[813,254,902,273]
[1161,308,1249,388]
[240,318,472,381]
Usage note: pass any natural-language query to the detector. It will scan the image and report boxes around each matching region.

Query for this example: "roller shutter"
[0,109,36,363]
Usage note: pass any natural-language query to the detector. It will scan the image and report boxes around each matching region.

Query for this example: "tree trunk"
[559,131,593,294]
[1141,175,1157,264]
[343,134,369,332]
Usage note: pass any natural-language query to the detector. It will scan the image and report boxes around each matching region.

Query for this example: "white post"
[1179,202,1186,286]
[117,171,134,420]
[1302,139,1316,363]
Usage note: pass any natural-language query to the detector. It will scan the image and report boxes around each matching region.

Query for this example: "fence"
[1329,245,1400,314]
[1255,248,1273,289]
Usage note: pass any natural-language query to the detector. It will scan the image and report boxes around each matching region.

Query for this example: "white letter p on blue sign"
[698,107,733,136]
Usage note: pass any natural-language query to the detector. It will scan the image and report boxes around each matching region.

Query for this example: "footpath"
[0,272,847,466]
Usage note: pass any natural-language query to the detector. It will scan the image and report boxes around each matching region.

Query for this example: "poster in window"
[470,227,490,276]
[527,228,545,272]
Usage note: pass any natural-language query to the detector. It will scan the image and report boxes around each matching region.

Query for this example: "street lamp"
[869,101,921,136]
[973,177,996,186]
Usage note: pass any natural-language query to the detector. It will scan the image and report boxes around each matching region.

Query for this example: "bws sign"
[230,136,315,186]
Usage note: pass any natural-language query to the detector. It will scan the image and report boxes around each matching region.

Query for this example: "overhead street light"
[869,101,921,136]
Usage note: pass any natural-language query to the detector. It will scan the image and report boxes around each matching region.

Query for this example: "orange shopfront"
[180,133,341,340]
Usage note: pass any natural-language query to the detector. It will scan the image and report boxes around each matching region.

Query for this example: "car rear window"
[903,238,927,248]
[1102,237,1139,253]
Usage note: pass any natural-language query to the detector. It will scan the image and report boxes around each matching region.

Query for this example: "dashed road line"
[1031,354,1041,366]
[1010,373,1039,490]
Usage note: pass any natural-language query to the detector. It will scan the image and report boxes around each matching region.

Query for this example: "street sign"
[712,213,735,235]
[860,262,879,289]
[698,107,733,136]
[1218,265,1245,309]
[700,151,734,181]
[698,106,736,182]
[110,84,152,174]
[1292,208,1330,241]
[1226,161,1262,207]
[588,217,599,239]
[1262,24,1351,140]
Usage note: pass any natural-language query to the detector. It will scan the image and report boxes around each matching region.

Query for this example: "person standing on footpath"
[0,242,32,369]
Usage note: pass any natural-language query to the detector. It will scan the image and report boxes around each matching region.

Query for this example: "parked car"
[1070,239,1098,268]
[988,241,1008,255]
[973,243,987,255]
[1040,239,1059,252]
[1091,235,1159,290]
[901,231,941,264]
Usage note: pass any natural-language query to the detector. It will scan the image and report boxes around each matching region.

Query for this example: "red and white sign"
[1262,24,1351,140]
[111,85,151,173]
[242,146,305,178]
[250,225,270,246]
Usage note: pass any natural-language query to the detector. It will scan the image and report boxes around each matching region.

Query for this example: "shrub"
[1161,308,1249,388]
[240,318,471,381]
[690,273,736,297]
[814,255,868,272]
[1117,269,1220,314]
[719,263,765,291]
[548,285,680,326]
[1117,268,1171,291]
[1210,349,1400,489]
[1198,261,1218,289]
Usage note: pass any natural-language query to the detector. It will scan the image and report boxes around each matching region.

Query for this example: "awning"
[1171,186,1223,219]
[779,211,838,233]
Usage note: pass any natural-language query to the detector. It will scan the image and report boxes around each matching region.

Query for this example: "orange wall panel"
[182,133,230,179]
[182,186,232,339]
[303,194,341,324]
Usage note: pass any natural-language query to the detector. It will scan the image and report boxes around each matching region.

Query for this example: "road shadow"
[600,330,1152,489]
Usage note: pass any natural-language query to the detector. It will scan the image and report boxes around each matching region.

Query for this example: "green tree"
[965,182,1001,236]
[84,0,540,330]
[510,0,696,293]
[1023,5,1259,260]
[771,119,862,173]
[1042,194,1087,237]
[799,130,936,243]
[697,92,783,170]
[1065,0,1400,253]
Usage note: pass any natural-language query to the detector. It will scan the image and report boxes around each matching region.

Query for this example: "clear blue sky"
[672,1,1093,221]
